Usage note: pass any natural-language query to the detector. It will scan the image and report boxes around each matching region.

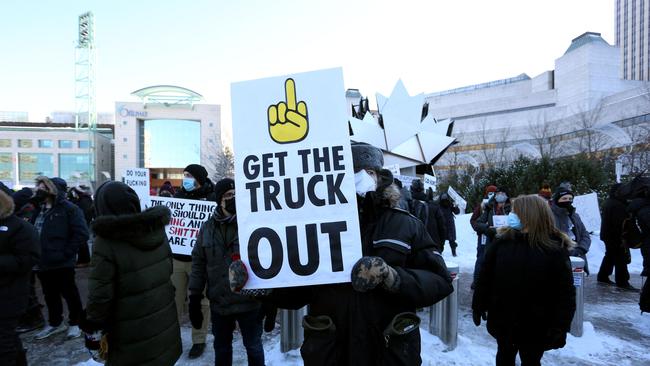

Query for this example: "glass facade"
[59,140,73,148]
[38,139,53,148]
[18,139,33,148]
[0,139,10,148]
[142,119,200,168]
[0,153,12,181]
[59,154,91,182]
[19,153,53,182]
[78,140,90,148]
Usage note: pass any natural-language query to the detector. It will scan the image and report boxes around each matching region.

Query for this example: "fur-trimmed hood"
[0,190,14,219]
[92,205,171,250]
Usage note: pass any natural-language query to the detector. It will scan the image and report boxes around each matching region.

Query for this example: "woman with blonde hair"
[472,194,576,366]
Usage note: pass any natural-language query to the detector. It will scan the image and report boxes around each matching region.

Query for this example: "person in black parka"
[229,142,454,366]
[439,193,460,256]
[472,195,576,366]
[0,190,40,365]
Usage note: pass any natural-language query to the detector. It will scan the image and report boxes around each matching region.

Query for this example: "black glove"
[351,256,400,293]
[188,294,204,330]
[262,304,278,333]
[545,328,566,349]
[431,252,452,284]
[472,310,487,326]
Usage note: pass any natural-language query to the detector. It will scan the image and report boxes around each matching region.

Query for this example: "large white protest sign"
[423,173,436,192]
[123,168,150,210]
[573,192,601,234]
[231,68,362,289]
[447,186,468,213]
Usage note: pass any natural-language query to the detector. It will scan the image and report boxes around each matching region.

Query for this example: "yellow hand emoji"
[268,78,309,144]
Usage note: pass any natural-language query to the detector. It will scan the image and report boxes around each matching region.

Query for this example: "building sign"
[231,68,361,289]
[118,105,148,118]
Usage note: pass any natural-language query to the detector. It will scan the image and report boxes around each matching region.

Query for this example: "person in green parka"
[81,181,181,366]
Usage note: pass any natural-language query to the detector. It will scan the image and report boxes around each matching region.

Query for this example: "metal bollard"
[569,256,585,337]
[280,306,308,353]
[428,262,459,350]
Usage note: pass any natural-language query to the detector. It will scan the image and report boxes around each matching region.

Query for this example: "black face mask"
[34,189,49,202]
[225,197,236,214]
[556,201,574,211]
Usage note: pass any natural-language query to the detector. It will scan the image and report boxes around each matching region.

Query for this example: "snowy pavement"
[22,214,650,365]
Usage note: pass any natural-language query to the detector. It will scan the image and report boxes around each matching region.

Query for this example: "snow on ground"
[63,214,650,365]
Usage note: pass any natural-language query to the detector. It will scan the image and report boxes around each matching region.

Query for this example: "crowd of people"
[1,149,649,365]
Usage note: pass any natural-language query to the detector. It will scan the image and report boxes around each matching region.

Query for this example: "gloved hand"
[351,256,401,293]
[472,310,487,326]
[188,294,204,330]
[84,330,102,351]
[569,248,586,257]
[229,258,249,293]
[431,252,452,284]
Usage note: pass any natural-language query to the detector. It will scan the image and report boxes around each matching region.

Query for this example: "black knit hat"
[351,142,383,172]
[94,181,141,216]
[214,178,235,204]
[184,164,209,186]
[553,186,574,203]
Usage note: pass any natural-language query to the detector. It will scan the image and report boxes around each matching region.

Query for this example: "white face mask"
[354,170,376,197]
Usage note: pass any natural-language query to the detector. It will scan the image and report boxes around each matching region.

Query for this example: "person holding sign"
[550,186,591,275]
[472,187,511,290]
[230,142,454,366]
[172,163,215,359]
[472,195,576,365]
[189,178,265,366]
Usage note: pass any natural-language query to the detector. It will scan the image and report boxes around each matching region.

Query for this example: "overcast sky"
[0,0,614,141]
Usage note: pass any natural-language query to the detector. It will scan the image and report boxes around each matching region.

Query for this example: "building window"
[59,154,91,182]
[122,120,127,125]
[209,122,213,127]
[0,153,12,181]
[123,154,128,159]
[123,137,127,142]
[18,139,33,148]
[0,139,11,148]
[38,139,53,148]
[18,153,53,182]
[59,140,73,148]
[78,140,90,148]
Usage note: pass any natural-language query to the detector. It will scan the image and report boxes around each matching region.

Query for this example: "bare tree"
[574,100,608,156]
[528,111,561,158]
[203,139,235,181]
[477,119,512,168]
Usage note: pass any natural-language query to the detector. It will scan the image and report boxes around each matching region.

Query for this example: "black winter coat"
[440,203,460,242]
[600,196,627,245]
[30,191,89,271]
[267,192,454,366]
[0,192,40,319]
[424,201,446,251]
[472,231,576,350]
[189,210,260,315]
[87,206,181,366]
[475,199,511,246]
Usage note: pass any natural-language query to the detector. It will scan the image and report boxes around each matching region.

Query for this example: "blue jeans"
[212,309,265,366]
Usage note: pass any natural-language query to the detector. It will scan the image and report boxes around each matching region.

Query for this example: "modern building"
[113,85,221,188]
[420,32,650,172]
[616,0,650,81]
[50,111,114,125]
[0,111,28,122]
[0,122,114,189]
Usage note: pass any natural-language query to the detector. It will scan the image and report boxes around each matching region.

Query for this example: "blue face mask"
[507,212,523,230]
[182,177,196,192]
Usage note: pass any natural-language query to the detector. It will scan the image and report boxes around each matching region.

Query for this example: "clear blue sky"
[0,0,614,142]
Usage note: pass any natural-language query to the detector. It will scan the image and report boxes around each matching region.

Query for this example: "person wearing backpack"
[30,177,89,340]
[598,184,637,291]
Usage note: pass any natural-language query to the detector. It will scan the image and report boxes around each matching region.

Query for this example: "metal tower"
[75,12,97,183]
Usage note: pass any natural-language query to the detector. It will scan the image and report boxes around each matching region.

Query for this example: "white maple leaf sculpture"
[348,80,456,168]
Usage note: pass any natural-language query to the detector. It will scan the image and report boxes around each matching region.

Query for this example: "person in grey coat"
[551,186,591,274]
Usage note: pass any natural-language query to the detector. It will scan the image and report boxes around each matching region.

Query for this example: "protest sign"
[394,174,417,189]
[447,186,468,213]
[384,164,400,176]
[573,192,601,234]
[423,173,436,192]
[149,196,217,256]
[231,68,362,289]
[492,215,508,228]
[123,168,150,210]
